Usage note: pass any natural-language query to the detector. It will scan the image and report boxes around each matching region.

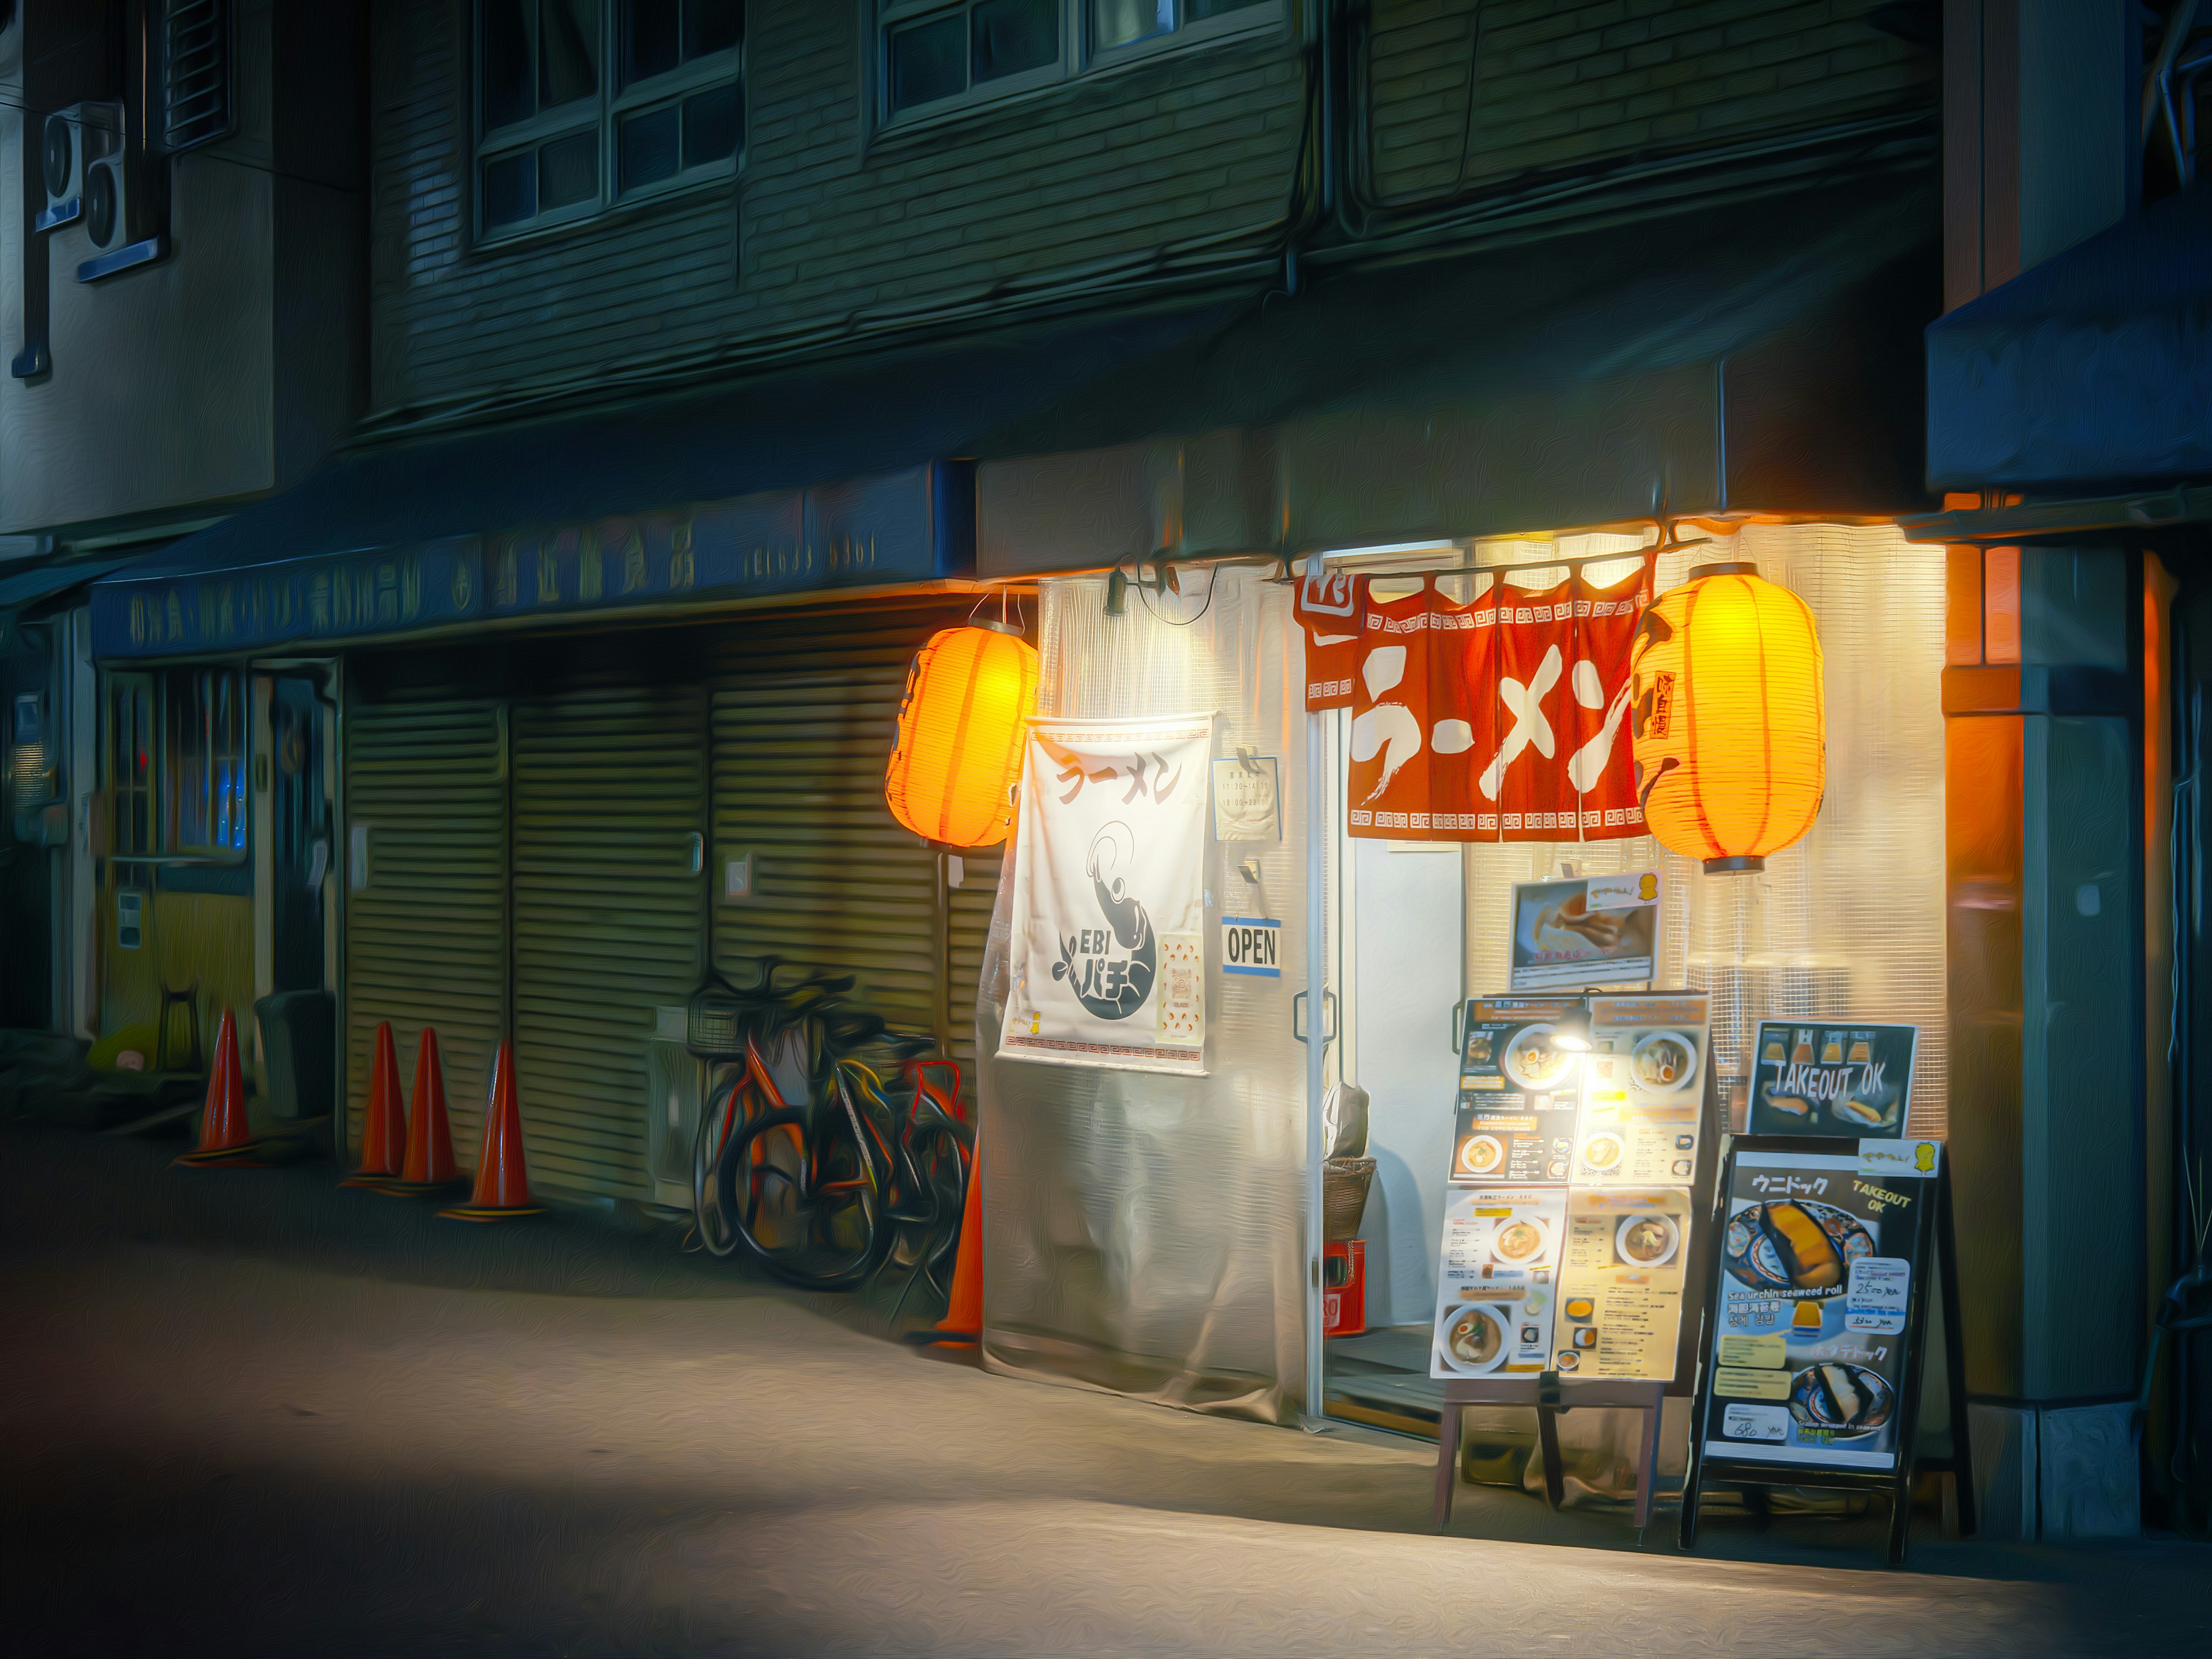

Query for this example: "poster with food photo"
[1450,997,1585,1184]
[1552,1187,1695,1381]
[1508,872,1661,991]
[1748,1022,1918,1138]
[1429,1188,1564,1381]
[1698,1147,1936,1471]
[1569,994,1709,1185]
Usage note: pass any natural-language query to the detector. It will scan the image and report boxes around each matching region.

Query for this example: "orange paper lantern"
[884,622,1040,849]
[1628,561,1824,873]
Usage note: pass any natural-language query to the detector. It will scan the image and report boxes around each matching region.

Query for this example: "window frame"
[473,0,746,248]
[105,667,252,865]
[105,672,158,861]
[872,0,1282,133]
[165,667,250,858]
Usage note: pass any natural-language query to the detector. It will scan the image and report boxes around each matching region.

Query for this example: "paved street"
[3,1124,2206,1657]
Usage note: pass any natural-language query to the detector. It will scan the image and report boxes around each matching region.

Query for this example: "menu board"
[1552,1186,1696,1381]
[1509,872,1662,990]
[1429,1188,1563,1380]
[1434,984,1716,1399]
[1451,998,1584,1184]
[1697,1143,1941,1471]
[1747,1021,1918,1138]
[1569,994,1709,1185]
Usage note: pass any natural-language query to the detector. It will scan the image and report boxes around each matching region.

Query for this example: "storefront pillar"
[1945,542,2144,1538]
[1304,707,1327,1424]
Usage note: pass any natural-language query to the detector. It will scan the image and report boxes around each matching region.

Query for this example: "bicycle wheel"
[690,1073,748,1257]
[717,1105,888,1291]
[904,1118,972,1294]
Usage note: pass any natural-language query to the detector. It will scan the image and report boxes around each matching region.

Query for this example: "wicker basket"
[1323,1157,1376,1242]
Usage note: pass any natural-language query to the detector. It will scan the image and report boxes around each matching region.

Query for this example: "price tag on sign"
[1845,1256,1910,1333]
[1722,1403,1791,1443]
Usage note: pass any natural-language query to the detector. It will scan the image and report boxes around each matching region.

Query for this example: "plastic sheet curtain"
[1454,524,1949,1137]
[976,566,1311,1422]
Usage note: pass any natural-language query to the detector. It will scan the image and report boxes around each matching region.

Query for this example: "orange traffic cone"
[340,1021,407,1188]
[381,1027,463,1194]
[440,1041,543,1221]
[930,1124,983,1345]
[175,1008,260,1168]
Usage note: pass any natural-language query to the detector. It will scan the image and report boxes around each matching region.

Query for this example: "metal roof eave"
[1898,482,2212,544]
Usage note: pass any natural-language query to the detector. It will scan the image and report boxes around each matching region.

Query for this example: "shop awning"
[0,552,140,610]
[978,176,1940,573]
[1925,181,2212,495]
[89,309,1226,660]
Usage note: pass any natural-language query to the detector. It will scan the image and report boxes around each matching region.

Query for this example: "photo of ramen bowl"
[1581,1134,1624,1172]
[1723,1200,1874,1294]
[1789,1362,1896,1435]
[1458,1134,1506,1176]
[1438,1302,1511,1375]
[1616,1213,1681,1267]
[1489,1216,1550,1266]
[1630,1031,1698,1093]
[1502,1028,1575,1090]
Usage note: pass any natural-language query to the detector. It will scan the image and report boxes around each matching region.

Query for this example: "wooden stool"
[157,980,203,1073]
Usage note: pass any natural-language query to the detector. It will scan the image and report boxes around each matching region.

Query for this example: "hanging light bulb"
[1548,1004,1594,1053]
[883,618,1040,849]
[1629,560,1825,873]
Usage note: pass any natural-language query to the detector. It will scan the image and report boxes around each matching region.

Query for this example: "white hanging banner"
[1001,713,1213,1075]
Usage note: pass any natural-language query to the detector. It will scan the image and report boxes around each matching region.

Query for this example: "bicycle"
[685,959,972,1308]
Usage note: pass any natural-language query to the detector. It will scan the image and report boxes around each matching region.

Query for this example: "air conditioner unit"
[34,102,120,234]
[83,145,132,252]
[77,127,165,284]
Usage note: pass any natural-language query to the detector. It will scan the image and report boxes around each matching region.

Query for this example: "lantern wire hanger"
[966,582,1027,637]
[1104,549,1220,627]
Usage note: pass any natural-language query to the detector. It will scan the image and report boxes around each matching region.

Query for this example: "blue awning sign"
[91,463,970,659]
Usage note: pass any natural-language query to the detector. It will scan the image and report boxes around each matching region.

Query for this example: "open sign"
[1221,916,1281,979]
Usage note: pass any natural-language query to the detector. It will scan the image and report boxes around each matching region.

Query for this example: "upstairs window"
[878,1,1274,125]
[1092,2,1264,53]
[161,0,236,153]
[476,1,743,241]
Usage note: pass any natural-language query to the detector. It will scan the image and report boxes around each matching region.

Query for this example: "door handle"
[686,832,704,877]
[1450,999,1464,1056]
[1293,989,1338,1046]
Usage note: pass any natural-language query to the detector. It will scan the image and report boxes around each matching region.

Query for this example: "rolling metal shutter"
[342,603,1001,1197]
[711,604,999,1070]
[510,679,709,1203]
[342,691,507,1162]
